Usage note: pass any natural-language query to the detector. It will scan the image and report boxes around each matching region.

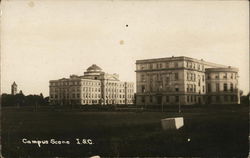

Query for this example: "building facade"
[11,81,17,95]
[135,56,240,106]
[205,68,240,104]
[49,64,134,105]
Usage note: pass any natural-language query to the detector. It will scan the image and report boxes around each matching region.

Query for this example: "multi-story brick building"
[49,64,134,105]
[135,56,240,106]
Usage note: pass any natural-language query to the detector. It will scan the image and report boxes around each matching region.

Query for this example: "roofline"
[135,56,232,68]
[205,67,239,72]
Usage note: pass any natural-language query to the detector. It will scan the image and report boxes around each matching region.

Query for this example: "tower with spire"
[11,81,17,95]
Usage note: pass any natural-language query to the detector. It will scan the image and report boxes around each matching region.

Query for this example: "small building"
[49,64,134,105]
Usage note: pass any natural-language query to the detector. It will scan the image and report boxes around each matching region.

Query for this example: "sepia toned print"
[1,0,249,157]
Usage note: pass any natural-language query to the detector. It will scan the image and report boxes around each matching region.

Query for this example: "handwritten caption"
[22,138,94,147]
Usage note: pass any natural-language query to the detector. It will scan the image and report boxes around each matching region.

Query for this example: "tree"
[1,93,50,107]
[19,90,24,95]
[240,90,244,97]
[240,92,250,105]
[15,92,25,106]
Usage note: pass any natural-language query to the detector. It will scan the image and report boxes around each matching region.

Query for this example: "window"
[150,63,153,69]
[77,93,80,98]
[157,96,162,104]
[150,96,153,103]
[223,73,227,79]
[174,73,179,80]
[175,87,179,92]
[156,74,159,81]
[142,85,145,92]
[149,75,153,82]
[187,84,189,92]
[141,65,145,70]
[207,74,211,79]
[141,74,145,82]
[224,83,228,91]
[166,96,169,102]
[174,62,178,68]
[216,83,220,92]
[194,85,196,92]
[175,96,179,102]
[207,83,211,92]
[230,83,233,92]
[141,96,145,103]
[202,75,204,81]
[187,96,189,102]
[189,62,192,68]
[202,86,205,93]
[149,84,153,91]
[215,74,219,79]
[190,84,193,92]
[166,62,169,68]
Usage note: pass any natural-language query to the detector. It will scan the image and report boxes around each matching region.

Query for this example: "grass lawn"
[1,105,249,157]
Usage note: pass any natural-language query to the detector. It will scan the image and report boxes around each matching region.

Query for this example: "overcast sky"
[1,0,249,96]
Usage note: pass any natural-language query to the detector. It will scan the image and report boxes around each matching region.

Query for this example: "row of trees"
[1,91,49,107]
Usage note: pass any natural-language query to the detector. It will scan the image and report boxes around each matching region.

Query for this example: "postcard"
[1,0,249,157]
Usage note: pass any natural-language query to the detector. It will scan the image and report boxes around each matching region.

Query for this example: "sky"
[1,0,249,96]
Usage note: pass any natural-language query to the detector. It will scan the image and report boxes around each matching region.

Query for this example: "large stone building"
[135,56,240,106]
[49,64,134,105]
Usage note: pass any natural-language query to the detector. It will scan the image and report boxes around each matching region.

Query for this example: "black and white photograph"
[1,0,249,157]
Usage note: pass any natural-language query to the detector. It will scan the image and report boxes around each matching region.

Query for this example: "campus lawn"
[1,105,249,157]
